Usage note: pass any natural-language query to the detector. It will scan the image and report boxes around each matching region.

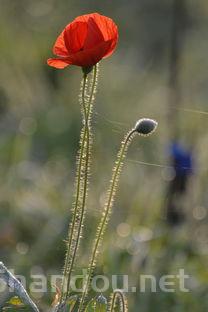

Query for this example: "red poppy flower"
[47,13,118,69]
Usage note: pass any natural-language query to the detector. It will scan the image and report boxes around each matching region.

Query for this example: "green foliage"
[3,296,34,312]
[84,296,107,312]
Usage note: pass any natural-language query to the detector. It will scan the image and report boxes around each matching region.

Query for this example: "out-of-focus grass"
[0,1,208,311]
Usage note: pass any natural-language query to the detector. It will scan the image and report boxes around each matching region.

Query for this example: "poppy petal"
[47,58,72,69]
[53,30,69,57]
[75,13,118,46]
[48,13,118,69]
[86,13,118,42]
[102,37,118,58]
[83,17,104,49]
[83,13,118,56]
[64,21,88,53]
[69,40,113,67]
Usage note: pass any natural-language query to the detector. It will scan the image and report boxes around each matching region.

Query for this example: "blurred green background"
[0,0,208,311]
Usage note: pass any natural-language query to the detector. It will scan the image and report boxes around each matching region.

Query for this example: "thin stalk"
[108,290,128,312]
[78,129,136,311]
[65,65,98,296]
[60,74,88,304]
[59,65,98,306]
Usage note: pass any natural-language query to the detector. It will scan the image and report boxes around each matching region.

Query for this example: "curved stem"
[78,129,136,311]
[108,290,128,312]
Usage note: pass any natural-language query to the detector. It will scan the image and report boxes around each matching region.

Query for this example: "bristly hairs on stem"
[78,118,158,311]
[65,64,99,292]
[78,127,137,312]
[108,290,128,312]
[59,64,99,307]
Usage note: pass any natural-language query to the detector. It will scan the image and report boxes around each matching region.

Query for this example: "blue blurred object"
[165,141,194,226]
[170,141,193,176]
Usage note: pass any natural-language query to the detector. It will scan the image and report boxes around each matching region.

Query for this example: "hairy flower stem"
[60,65,98,306]
[59,74,88,305]
[65,65,98,290]
[79,128,136,311]
[108,290,128,312]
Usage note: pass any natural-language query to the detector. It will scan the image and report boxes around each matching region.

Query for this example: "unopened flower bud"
[134,118,158,136]
[97,294,107,305]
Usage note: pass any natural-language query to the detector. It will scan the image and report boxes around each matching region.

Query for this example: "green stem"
[59,74,88,305]
[108,290,128,312]
[59,65,98,308]
[78,129,136,311]
[65,65,98,297]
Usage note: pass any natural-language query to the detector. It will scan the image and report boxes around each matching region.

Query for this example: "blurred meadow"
[0,0,208,311]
